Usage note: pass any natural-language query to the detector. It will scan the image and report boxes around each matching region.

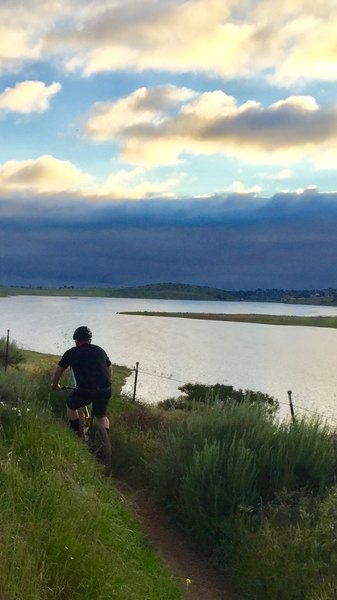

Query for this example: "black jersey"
[58,343,111,391]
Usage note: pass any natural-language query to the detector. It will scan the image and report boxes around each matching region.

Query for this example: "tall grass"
[0,372,181,600]
[150,402,337,544]
[233,488,337,600]
[0,368,37,404]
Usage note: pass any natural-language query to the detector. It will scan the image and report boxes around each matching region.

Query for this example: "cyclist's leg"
[96,415,109,428]
[66,391,89,435]
[92,390,110,430]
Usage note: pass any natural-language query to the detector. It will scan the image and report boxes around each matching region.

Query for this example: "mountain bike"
[60,386,112,475]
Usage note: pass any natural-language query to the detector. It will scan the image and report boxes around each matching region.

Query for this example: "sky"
[1,0,337,290]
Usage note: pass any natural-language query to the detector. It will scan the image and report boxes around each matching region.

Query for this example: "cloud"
[1,0,337,85]
[231,181,262,195]
[85,85,195,141]
[0,81,61,114]
[0,0,75,73]
[0,154,181,199]
[39,0,337,85]
[82,167,181,200]
[84,86,337,167]
[0,155,93,195]
[2,190,337,289]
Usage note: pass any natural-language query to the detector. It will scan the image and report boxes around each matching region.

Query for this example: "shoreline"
[118,311,337,328]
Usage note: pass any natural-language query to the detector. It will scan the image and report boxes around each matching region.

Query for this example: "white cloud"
[0,81,61,114]
[85,85,195,141]
[82,167,181,199]
[0,155,93,195]
[42,0,337,84]
[84,86,337,168]
[0,155,180,199]
[1,1,337,84]
[231,181,262,195]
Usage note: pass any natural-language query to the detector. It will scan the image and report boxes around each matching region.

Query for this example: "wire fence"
[129,363,337,425]
[2,328,337,425]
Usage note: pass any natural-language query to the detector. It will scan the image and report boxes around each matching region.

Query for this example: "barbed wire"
[136,368,189,385]
[131,363,337,424]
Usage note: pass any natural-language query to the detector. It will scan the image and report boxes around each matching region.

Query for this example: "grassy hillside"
[0,282,236,300]
[0,362,181,600]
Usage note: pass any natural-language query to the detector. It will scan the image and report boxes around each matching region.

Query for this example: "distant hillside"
[1,282,337,305]
[107,283,238,301]
[0,283,237,301]
[108,283,337,305]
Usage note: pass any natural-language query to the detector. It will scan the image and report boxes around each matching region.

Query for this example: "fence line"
[2,330,337,424]
[130,362,337,424]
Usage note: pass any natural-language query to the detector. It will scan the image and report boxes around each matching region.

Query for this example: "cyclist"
[51,326,112,436]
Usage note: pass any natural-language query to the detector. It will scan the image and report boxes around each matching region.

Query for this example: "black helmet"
[73,326,92,341]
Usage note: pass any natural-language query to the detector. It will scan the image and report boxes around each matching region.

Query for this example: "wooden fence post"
[132,361,139,402]
[287,390,296,423]
[4,329,10,372]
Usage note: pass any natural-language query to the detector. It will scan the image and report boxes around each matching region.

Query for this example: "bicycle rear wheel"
[88,423,111,474]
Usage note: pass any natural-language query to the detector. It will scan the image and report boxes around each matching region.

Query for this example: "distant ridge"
[0,282,337,305]
[107,282,238,301]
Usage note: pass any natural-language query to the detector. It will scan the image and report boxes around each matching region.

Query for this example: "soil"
[115,480,239,600]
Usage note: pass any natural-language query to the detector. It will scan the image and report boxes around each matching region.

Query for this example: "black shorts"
[66,387,111,418]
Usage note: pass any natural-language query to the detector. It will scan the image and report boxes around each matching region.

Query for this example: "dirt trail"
[115,480,238,600]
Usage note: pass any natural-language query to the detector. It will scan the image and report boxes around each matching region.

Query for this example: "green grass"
[99,394,337,598]
[118,311,337,328]
[233,488,337,600]
[5,348,337,599]
[0,372,181,600]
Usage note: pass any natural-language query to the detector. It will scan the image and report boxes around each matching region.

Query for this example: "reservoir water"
[1,295,337,421]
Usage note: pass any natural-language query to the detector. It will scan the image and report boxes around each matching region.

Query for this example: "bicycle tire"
[88,423,111,474]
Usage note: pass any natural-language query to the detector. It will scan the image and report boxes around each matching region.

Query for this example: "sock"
[69,418,81,436]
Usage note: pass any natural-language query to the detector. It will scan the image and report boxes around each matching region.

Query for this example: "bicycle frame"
[78,405,92,441]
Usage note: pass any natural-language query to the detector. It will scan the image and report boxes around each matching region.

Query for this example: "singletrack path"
[115,480,238,600]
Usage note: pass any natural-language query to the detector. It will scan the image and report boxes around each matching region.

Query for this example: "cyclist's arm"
[51,365,66,390]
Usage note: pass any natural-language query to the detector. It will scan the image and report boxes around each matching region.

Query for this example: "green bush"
[150,402,337,547]
[150,402,276,507]
[0,336,25,369]
[177,436,258,543]
[175,382,279,412]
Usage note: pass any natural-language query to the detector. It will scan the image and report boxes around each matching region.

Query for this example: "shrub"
[0,336,25,369]
[159,382,279,413]
[149,402,337,550]
[177,436,258,543]
[150,401,276,507]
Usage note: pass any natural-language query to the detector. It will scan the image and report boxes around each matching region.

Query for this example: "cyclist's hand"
[51,383,62,391]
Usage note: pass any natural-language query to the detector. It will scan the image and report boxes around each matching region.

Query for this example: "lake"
[1,295,337,422]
